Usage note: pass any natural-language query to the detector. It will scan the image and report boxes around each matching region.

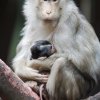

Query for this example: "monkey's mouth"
[43,16,59,22]
[43,19,59,25]
[43,19,55,22]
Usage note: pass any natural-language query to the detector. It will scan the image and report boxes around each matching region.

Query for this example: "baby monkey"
[30,40,56,60]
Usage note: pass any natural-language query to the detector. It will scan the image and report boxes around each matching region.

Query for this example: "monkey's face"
[36,0,61,21]
[30,40,56,59]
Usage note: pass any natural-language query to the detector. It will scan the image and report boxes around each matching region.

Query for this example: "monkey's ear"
[53,0,57,1]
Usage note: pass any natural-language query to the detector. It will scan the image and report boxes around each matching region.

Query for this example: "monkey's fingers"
[37,77,48,83]
[35,73,48,77]
[35,75,48,83]
[33,73,48,83]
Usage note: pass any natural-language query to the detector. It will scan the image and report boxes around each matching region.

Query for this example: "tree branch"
[0,59,40,100]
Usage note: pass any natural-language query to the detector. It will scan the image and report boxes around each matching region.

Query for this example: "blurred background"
[0,0,100,66]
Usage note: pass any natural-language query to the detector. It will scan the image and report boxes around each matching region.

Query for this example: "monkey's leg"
[46,57,91,100]
[46,57,70,100]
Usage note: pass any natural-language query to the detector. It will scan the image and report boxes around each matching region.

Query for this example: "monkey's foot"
[25,81,39,94]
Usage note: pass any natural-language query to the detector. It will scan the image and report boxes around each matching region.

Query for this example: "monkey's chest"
[53,34,74,53]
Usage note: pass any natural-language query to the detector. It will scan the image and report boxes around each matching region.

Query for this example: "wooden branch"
[0,59,40,100]
[0,59,100,100]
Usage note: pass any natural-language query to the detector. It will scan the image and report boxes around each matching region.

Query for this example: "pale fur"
[13,0,100,99]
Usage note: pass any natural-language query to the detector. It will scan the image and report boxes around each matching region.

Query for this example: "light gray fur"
[13,0,100,99]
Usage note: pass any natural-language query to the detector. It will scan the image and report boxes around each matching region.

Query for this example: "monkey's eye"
[53,0,57,2]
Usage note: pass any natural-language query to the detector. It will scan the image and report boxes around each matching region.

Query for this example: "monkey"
[30,40,56,60]
[12,0,100,99]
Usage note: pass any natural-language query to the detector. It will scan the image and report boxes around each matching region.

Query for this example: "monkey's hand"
[28,53,67,71]
[38,57,47,60]
[15,65,48,83]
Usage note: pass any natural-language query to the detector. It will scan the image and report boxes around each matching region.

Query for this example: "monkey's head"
[30,40,56,59]
[36,0,61,21]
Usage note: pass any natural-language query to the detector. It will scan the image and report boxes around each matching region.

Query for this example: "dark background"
[0,0,100,65]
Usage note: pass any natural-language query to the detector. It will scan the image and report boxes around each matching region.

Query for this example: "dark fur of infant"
[30,40,56,60]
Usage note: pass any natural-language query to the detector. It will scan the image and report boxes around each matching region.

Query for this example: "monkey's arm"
[27,53,66,71]
[13,38,49,83]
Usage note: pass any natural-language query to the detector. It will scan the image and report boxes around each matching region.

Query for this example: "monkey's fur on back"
[13,0,100,100]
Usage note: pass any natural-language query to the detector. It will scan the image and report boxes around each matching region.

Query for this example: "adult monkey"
[13,0,100,99]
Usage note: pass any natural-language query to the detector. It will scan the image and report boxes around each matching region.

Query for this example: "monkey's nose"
[46,11,51,15]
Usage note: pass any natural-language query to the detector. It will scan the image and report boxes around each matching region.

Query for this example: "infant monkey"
[30,40,56,60]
